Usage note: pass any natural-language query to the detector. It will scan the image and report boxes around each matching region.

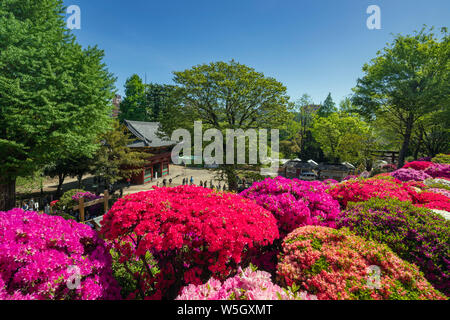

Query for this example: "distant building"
[317,163,354,181]
[112,94,122,118]
[124,120,176,184]
[282,160,318,179]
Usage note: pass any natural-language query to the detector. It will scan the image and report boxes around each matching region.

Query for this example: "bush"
[425,163,450,179]
[240,177,341,236]
[327,178,417,208]
[176,265,316,300]
[429,188,450,198]
[276,226,446,300]
[56,189,86,210]
[403,161,434,171]
[424,179,450,191]
[391,168,432,182]
[0,209,120,300]
[101,185,279,300]
[432,154,450,164]
[339,198,450,296]
[415,192,450,211]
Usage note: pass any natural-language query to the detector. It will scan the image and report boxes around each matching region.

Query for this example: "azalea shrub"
[276,226,446,300]
[425,178,450,191]
[339,198,450,296]
[101,185,279,300]
[429,188,450,198]
[240,176,341,236]
[415,192,450,211]
[0,209,120,300]
[391,168,432,182]
[425,163,450,179]
[327,178,417,208]
[176,265,316,300]
[403,161,434,171]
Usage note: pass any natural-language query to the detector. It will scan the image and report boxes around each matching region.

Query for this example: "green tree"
[352,27,449,167]
[45,155,95,196]
[311,112,377,167]
[93,121,148,186]
[0,0,115,210]
[173,60,291,190]
[118,74,148,122]
[318,93,337,117]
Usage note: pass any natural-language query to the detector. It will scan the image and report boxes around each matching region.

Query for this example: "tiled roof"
[124,120,176,148]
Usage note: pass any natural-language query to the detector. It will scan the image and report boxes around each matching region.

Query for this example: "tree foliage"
[311,112,378,166]
[352,27,449,167]
[93,121,148,186]
[172,60,291,190]
[0,0,115,209]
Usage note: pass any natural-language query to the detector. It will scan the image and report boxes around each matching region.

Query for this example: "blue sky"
[63,0,449,105]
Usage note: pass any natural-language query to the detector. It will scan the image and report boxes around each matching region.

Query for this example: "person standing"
[34,201,39,212]
[163,179,167,187]
[127,177,131,188]
[190,176,194,185]
[169,178,172,185]
[44,203,51,215]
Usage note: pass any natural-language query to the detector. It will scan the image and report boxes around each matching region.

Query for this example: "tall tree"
[311,112,377,166]
[118,74,148,122]
[0,0,116,210]
[352,27,449,167]
[318,93,337,117]
[173,60,290,190]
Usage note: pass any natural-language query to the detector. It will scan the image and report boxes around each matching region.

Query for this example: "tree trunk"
[398,114,414,168]
[223,165,238,192]
[56,173,66,197]
[77,173,83,189]
[0,177,16,211]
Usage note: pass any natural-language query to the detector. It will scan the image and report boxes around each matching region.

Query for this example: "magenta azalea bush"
[176,266,316,300]
[425,163,450,179]
[240,177,341,236]
[391,168,432,182]
[0,209,120,300]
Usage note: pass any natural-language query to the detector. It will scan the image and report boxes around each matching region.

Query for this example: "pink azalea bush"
[276,226,446,300]
[176,266,316,300]
[101,185,279,300]
[425,163,450,179]
[328,178,418,208]
[0,209,120,300]
[429,188,450,198]
[240,176,341,236]
[403,161,434,171]
[391,168,432,182]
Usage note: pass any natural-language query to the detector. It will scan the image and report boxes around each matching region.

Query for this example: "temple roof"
[124,120,176,148]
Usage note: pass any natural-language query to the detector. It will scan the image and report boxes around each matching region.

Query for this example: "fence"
[72,190,110,230]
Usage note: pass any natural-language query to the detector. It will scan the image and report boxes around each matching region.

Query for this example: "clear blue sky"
[63,0,449,105]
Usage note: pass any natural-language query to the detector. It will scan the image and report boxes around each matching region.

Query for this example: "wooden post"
[79,197,85,223]
[104,190,109,213]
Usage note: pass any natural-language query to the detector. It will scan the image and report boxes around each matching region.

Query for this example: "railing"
[72,190,110,230]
